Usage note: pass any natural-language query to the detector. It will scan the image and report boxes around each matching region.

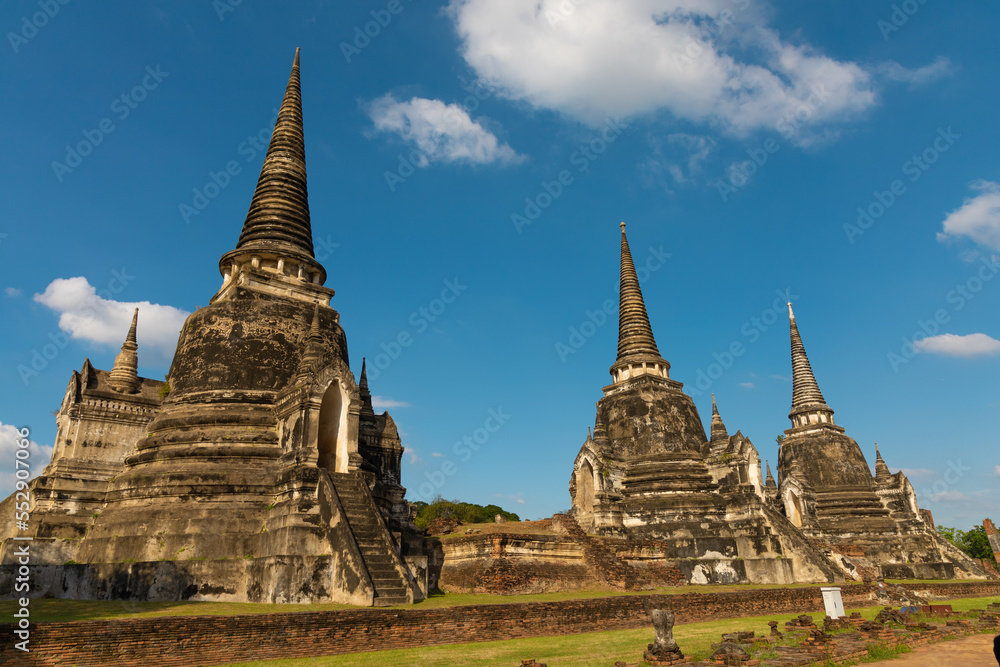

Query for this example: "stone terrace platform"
[1,581,997,666]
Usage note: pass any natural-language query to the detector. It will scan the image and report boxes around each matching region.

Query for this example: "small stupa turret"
[295,303,325,377]
[107,308,140,394]
[765,461,777,489]
[710,394,729,443]
[359,357,375,416]
[874,444,892,482]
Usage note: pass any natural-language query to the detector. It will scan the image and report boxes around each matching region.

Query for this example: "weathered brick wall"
[1,582,998,667]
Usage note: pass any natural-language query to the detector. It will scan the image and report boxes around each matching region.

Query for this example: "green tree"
[958,526,994,560]
[937,524,997,564]
[413,497,520,530]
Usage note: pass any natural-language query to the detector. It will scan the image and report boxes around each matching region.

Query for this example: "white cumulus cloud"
[34,277,189,365]
[938,180,1000,251]
[914,333,1000,358]
[446,0,929,140]
[369,94,522,166]
[0,422,53,501]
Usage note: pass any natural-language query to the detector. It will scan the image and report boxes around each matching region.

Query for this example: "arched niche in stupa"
[317,379,350,473]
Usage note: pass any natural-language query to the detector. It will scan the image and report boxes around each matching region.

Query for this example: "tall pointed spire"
[108,308,140,394]
[617,222,661,361]
[787,302,834,427]
[237,48,313,257]
[710,394,729,442]
[765,461,776,489]
[219,48,327,292]
[610,222,669,383]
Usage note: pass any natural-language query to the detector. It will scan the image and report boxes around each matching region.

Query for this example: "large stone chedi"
[569,224,839,585]
[0,50,425,605]
[776,304,985,581]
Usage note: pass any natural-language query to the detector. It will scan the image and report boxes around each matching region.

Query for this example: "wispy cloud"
[369,94,522,166]
[638,132,715,192]
[495,492,526,506]
[900,468,937,482]
[876,57,954,87]
[914,333,1000,358]
[993,465,1000,477]
[4,287,22,297]
[371,396,411,409]
[928,489,968,503]
[739,382,755,389]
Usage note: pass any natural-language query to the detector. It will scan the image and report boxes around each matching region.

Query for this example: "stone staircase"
[554,513,639,590]
[329,472,410,606]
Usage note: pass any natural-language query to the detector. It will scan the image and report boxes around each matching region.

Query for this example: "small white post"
[821,586,845,619]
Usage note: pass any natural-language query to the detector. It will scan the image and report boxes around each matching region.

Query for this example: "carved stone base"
[644,642,686,665]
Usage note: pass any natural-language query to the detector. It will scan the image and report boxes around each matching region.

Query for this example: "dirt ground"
[864,633,1000,666]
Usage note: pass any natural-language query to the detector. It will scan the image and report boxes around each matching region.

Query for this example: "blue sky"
[1,1,997,531]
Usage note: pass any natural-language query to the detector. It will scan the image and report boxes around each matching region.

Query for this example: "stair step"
[373,597,408,607]
[331,473,412,603]
[367,564,396,573]
[364,554,393,561]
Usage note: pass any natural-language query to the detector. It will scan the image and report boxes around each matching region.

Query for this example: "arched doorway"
[786,490,803,527]
[317,382,343,472]
[577,460,596,513]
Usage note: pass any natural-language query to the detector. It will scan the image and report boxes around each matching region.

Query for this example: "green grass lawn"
[0,580,987,624]
[217,596,1000,667]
